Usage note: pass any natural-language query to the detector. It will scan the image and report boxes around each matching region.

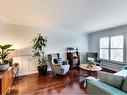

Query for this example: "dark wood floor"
[8,69,97,95]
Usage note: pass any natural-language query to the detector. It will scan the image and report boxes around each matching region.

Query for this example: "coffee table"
[79,64,102,76]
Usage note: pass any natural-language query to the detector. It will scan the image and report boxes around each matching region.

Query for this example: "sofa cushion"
[98,71,124,89]
[122,77,127,93]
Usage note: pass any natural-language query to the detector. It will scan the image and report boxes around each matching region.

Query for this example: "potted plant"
[32,33,48,75]
[85,60,96,68]
[0,44,13,71]
[66,47,74,52]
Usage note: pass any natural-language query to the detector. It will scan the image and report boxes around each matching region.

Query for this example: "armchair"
[48,54,70,75]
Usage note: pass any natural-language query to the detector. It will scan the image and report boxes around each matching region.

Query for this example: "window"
[99,35,124,62]
[110,35,123,62]
[100,37,109,59]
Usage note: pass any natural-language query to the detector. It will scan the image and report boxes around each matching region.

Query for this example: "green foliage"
[66,47,74,52]
[0,44,13,64]
[38,56,47,66]
[85,60,96,66]
[32,33,48,66]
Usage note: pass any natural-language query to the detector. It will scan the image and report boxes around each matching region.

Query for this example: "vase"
[0,63,9,71]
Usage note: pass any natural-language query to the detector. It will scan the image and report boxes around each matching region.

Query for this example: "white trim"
[99,34,124,63]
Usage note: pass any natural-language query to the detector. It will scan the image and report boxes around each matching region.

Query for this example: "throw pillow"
[122,77,127,93]
[62,61,67,65]
[53,59,58,64]
[122,65,127,70]
[97,71,124,89]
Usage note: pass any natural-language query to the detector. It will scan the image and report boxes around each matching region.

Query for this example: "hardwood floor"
[8,69,97,95]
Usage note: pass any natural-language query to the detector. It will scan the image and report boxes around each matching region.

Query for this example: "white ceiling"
[0,0,127,33]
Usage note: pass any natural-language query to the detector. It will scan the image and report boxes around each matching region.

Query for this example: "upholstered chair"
[48,54,70,75]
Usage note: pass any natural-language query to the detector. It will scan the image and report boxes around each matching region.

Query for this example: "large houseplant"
[0,44,13,71]
[32,33,48,74]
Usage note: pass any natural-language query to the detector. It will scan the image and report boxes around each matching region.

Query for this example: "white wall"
[0,21,88,75]
[0,21,88,54]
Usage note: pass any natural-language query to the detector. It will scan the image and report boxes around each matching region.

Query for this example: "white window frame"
[110,35,124,62]
[99,35,124,62]
[99,37,109,60]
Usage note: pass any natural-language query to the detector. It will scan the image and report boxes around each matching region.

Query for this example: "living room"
[0,0,127,95]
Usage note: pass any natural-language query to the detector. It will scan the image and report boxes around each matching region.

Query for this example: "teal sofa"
[85,66,127,95]
[86,77,127,95]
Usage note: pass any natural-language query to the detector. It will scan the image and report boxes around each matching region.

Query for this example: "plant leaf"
[1,44,12,50]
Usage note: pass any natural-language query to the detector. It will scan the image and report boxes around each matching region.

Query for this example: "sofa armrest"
[114,69,127,77]
[86,77,127,95]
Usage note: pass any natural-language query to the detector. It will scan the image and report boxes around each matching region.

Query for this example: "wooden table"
[0,67,14,95]
[79,64,102,76]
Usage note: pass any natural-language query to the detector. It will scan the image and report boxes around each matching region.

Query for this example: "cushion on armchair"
[62,61,68,65]
[53,59,58,64]
[54,59,68,65]
[97,71,124,89]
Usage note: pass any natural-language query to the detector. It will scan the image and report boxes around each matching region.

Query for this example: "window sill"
[100,59,126,65]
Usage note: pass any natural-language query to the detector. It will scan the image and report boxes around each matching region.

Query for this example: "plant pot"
[37,65,47,75]
[0,63,9,71]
